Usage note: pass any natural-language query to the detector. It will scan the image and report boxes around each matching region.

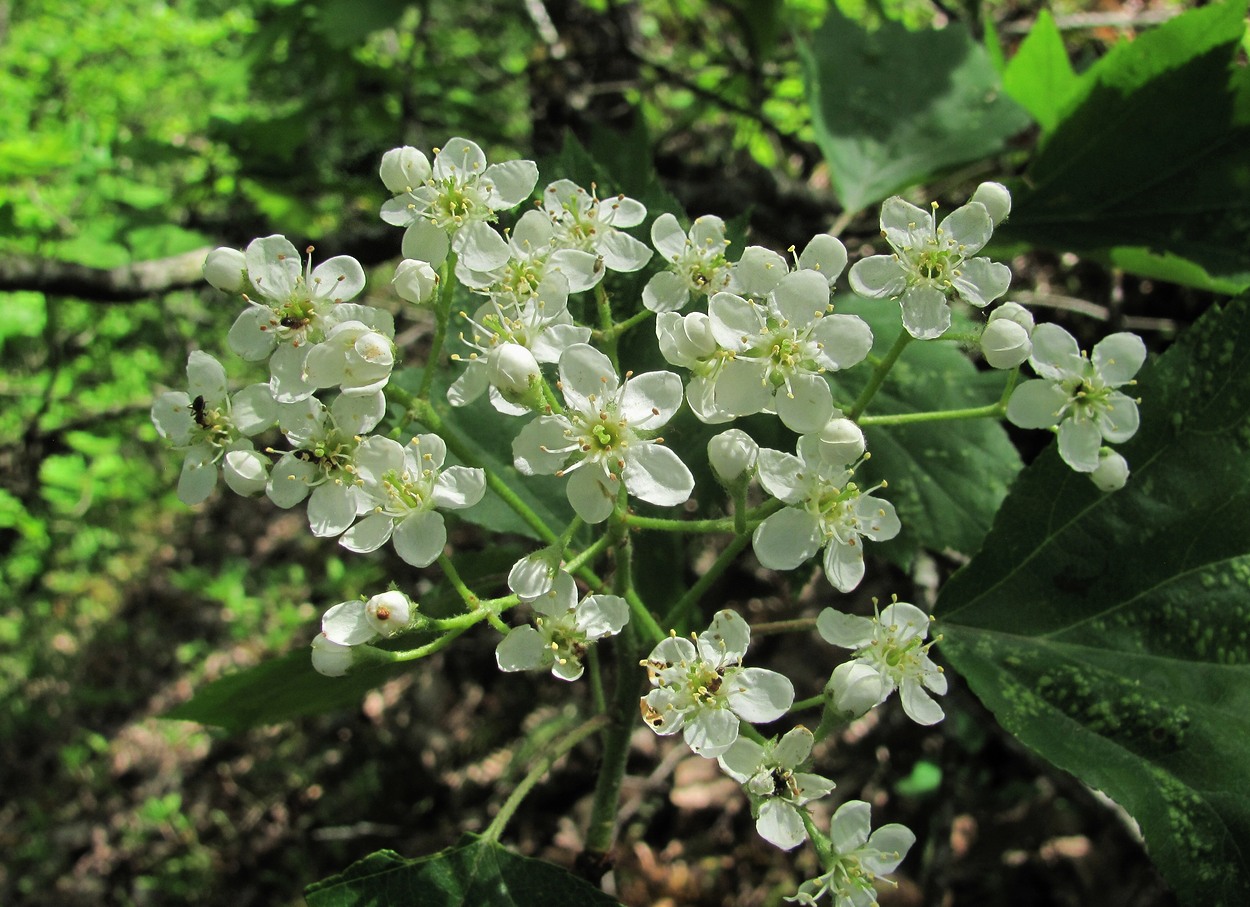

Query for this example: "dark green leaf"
[162,650,414,733]
[1002,0,1250,292]
[935,296,1250,905]
[830,297,1022,563]
[304,839,622,907]
[800,6,1029,213]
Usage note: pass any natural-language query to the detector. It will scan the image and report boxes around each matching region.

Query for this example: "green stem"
[437,553,510,633]
[417,254,457,400]
[595,307,654,343]
[790,694,826,714]
[594,283,619,370]
[858,401,1005,427]
[583,623,645,865]
[482,714,610,843]
[846,330,912,420]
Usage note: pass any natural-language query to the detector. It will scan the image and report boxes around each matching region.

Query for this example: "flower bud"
[815,417,865,467]
[981,318,1032,369]
[311,633,354,677]
[203,247,246,293]
[1090,450,1130,492]
[708,429,759,484]
[987,301,1034,333]
[354,331,395,367]
[971,181,1012,226]
[828,660,888,717]
[509,551,559,600]
[379,146,431,194]
[488,343,541,398]
[393,258,440,305]
[365,591,412,636]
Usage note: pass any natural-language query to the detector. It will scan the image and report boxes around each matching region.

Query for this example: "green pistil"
[383,468,427,510]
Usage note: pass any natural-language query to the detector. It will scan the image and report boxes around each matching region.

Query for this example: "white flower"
[643,213,734,313]
[512,344,693,523]
[641,610,794,758]
[786,800,915,907]
[322,591,415,647]
[655,310,734,423]
[226,235,368,362]
[752,436,900,593]
[392,258,440,306]
[341,433,486,567]
[455,208,602,295]
[848,194,1012,340]
[817,601,947,726]
[708,429,759,484]
[311,633,354,677]
[302,319,397,398]
[540,180,652,273]
[707,271,873,433]
[1006,323,1146,473]
[1090,448,1130,492]
[266,392,385,536]
[203,246,246,293]
[971,180,1012,226]
[730,235,849,300]
[379,137,538,271]
[449,273,590,414]
[981,301,1035,369]
[151,351,277,505]
[495,570,629,681]
[717,727,835,850]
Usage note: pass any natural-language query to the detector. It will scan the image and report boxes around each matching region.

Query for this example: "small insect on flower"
[190,394,210,428]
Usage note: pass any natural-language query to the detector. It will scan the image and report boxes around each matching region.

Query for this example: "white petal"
[598,230,653,272]
[434,137,487,180]
[698,610,751,664]
[940,202,993,254]
[1093,332,1147,386]
[577,594,630,637]
[566,466,617,524]
[714,359,772,418]
[727,667,794,722]
[227,306,277,361]
[734,246,789,297]
[798,234,848,284]
[899,286,951,340]
[770,270,828,325]
[483,159,539,207]
[433,465,486,510]
[716,737,765,783]
[307,481,359,537]
[453,221,512,271]
[267,454,317,509]
[880,197,932,247]
[1058,417,1102,472]
[310,255,367,303]
[753,508,822,570]
[513,415,574,475]
[508,552,558,599]
[809,313,873,370]
[231,384,277,436]
[757,799,805,850]
[620,371,683,428]
[774,727,815,768]
[245,235,300,301]
[269,343,315,404]
[177,447,218,504]
[186,350,229,402]
[816,609,874,649]
[864,824,916,874]
[755,449,807,503]
[330,391,387,435]
[650,212,689,260]
[900,680,945,725]
[708,292,763,351]
[822,537,866,593]
[496,626,548,672]
[830,661,890,716]
[775,374,834,434]
[152,392,194,444]
[339,512,395,553]
[401,220,450,266]
[392,510,447,567]
[623,443,694,507]
[223,448,269,497]
[1029,323,1083,379]
[848,255,908,299]
[829,800,872,852]
[952,257,1010,308]
[1006,379,1070,429]
[684,708,740,757]
[323,601,376,646]
[448,360,490,407]
[643,270,691,313]
[529,569,577,616]
[379,146,431,193]
[558,344,617,411]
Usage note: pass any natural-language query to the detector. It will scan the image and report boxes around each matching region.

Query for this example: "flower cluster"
[154,135,1157,906]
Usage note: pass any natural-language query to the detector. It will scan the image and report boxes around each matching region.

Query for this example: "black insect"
[190,395,211,428]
